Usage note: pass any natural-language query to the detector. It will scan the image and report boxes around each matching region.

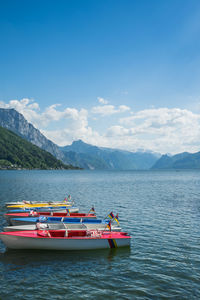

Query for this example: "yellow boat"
[7,202,73,209]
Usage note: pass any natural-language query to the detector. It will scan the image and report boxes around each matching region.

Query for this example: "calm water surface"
[0,170,200,299]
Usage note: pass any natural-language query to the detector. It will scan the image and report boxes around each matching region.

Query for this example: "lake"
[0,170,200,299]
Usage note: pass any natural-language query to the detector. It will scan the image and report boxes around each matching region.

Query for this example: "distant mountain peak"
[151,151,200,169]
[60,139,160,170]
[65,139,99,153]
[72,139,87,146]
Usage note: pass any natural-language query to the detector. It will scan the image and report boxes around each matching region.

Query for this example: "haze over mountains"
[151,152,200,169]
[61,140,160,170]
[0,108,200,169]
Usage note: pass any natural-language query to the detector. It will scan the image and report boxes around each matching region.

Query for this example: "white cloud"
[0,98,36,111]
[119,108,199,133]
[91,104,130,116]
[98,97,108,105]
[91,104,116,115]
[0,98,42,128]
[106,126,134,137]
[1,98,200,154]
[0,98,98,146]
[118,105,130,113]
[42,126,100,147]
[109,107,200,153]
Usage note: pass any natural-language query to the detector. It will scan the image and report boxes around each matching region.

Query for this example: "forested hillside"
[0,126,77,169]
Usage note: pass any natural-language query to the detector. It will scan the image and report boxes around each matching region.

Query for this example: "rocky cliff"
[0,108,64,160]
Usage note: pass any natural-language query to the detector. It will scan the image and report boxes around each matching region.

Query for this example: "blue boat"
[10,216,110,226]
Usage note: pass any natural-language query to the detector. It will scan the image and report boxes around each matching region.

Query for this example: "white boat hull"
[0,233,130,250]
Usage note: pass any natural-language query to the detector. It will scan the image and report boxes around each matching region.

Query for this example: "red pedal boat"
[0,229,131,250]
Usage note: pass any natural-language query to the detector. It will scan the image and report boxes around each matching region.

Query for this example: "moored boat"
[5,196,72,208]
[5,212,96,225]
[7,202,74,209]
[3,222,121,232]
[0,229,130,250]
[8,216,115,226]
[5,201,71,207]
[7,206,79,214]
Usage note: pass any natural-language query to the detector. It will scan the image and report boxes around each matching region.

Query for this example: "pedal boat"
[5,212,96,225]
[7,206,79,214]
[4,222,121,232]
[7,216,115,226]
[6,202,74,209]
[0,229,130,250]
[5,200,71,206]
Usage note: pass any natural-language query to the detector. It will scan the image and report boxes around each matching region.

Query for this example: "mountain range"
[0,108,160,170]
[1,108,200,169]
[151,152,200,169]
[61,140,160,170]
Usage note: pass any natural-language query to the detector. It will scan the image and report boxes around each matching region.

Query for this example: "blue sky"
[1,0,200,154]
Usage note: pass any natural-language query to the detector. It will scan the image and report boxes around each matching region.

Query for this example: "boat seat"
[49,223,64,230]
[67,230,87,237]
[48,230,66,237]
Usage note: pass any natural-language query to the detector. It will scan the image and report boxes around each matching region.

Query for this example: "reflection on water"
[0,247,131,268]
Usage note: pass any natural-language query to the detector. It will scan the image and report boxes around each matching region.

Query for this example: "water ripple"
[0,170,200,299]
